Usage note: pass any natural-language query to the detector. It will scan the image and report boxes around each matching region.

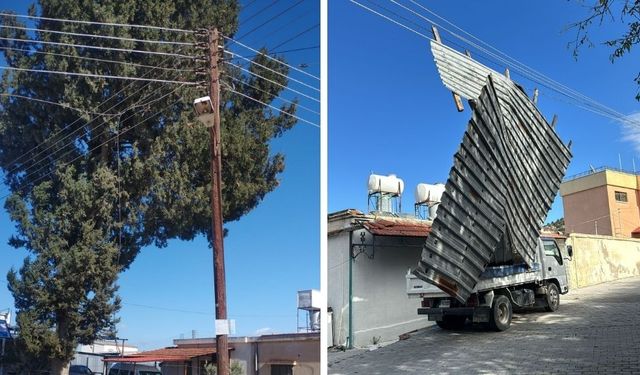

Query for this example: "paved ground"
[328,276,640,374]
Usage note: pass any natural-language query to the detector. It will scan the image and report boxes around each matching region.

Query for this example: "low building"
[328,209,432,348]
[560,167,640,237]
[103,332,319,375]
[73,339,139,374]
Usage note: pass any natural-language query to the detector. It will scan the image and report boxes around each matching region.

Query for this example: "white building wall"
[328,227,432,347]
[327,232,350,347]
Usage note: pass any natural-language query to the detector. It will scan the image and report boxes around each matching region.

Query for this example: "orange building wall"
[563,185,613,235]
[606,185,640,237]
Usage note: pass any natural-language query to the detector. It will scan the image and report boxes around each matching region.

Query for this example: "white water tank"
[368,174,404,195]
[415,183,446,204]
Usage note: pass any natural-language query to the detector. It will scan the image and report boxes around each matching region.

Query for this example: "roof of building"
[539,231,568,239]
[103,346,220,362]
[363,218,431,237]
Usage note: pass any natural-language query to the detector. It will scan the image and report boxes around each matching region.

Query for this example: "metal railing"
[563,166,640,182]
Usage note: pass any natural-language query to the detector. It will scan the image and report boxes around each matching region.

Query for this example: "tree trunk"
[50,358,70,375]
[52,315,71,375]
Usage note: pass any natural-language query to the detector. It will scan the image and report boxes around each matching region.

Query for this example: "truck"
[407,41,574,332]
[407,237,573,331]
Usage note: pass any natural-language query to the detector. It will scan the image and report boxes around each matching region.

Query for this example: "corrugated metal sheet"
[414,43,572,302]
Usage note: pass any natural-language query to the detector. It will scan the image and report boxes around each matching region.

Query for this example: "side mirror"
[566,245,573,258]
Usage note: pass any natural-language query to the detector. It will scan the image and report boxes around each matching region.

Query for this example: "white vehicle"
[407,237,572,331]
[107,363,161,375]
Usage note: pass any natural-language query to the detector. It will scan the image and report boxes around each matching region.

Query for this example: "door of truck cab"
[540,238,569,293]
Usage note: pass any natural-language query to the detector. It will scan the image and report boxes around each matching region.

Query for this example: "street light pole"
[207,27,230,375]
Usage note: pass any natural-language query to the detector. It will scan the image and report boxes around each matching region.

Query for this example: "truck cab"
[408,237,571,331]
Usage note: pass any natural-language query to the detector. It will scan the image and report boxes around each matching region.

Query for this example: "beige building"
[103,332,319,375]
[560,168,640,238]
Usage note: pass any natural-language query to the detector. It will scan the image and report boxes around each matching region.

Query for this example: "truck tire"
[489,295,512,331]
[544,283,560,312]
[435,316,466,330]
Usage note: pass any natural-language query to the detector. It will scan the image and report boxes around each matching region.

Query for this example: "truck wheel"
[489,295,512,331]
[435,316,466,330]
[545,283,560,312]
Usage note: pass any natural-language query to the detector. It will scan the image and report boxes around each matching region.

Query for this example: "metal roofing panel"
[414,61,572,302]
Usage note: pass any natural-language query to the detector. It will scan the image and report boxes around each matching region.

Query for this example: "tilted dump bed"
[413,42,572,303]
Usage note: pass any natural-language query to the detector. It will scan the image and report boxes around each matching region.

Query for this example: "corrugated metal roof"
[363,219,431,237]
[103,347,219,362]
[414,44,572,302]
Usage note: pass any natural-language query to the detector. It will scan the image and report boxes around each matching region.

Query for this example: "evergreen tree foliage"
[0,1,299,372]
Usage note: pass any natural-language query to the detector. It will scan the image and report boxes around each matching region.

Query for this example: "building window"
[271,364,294,375]
[615,191,628,203]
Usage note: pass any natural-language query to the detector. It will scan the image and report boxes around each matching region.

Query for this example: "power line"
[0,46,196,72]
[0,36,196,59]
[352,0,640,129]
[236,0,306,41]
[222,74,319,115]
[224,61,319,103]
[0,12,194,33]
[0,24,195,46]
[0,93,116,116]
[387,0,640,128]
[221,34,319,80]
[223,86,319,128]
[269,23,319,51]
[224,50,319,92]
[0,96,186,201]
[238,0,283,26]
[3,55,188,177]
[4,81,186,188]
[349,0,430,39]
[0,65,200,85]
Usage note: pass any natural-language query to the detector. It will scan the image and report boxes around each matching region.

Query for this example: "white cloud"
[622,112,640,154]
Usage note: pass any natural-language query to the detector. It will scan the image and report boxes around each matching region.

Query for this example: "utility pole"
[208,27,230,375]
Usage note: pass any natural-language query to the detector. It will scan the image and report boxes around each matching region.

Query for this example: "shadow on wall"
[567,233,640,288]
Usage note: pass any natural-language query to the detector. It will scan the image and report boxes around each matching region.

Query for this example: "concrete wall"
[327,230,430,348]
[566,233,640,289]
[256,340,320,375]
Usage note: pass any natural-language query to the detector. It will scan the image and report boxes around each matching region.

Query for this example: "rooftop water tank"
[368,174,404,195]
[415,183,446,204]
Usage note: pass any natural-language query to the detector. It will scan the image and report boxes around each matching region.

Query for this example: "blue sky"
[329,1,639,222]
[0,0,319,350]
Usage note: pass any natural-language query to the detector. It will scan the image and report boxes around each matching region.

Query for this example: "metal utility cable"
[0,24,196,45]
[388,0,640,127]
[0,46,197,72]
[0,65,200,84]
[238,0,282,27]
[0,36,195,59]
[0,12,193,33]
[223,73,319,115]
[0,93,115,116]
[223,86,319,128]
[224,50,319,92]
[221,34,319,80]
[353,0,640,128]
[224,61,319,103]
[9,81,186,186]
[269,23,319,51]
[236,0,306,41]
[0,95,186,201]
[3,54,187,173]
